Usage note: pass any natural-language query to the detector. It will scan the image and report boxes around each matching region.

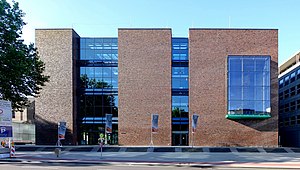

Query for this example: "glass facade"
[78,38,118,145]
[279,65,300,147]
[227,56,271,117]
[171,38,189,146]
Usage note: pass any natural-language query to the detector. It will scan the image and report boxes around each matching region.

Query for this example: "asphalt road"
[2,151,300,169]
[0,163,298,170]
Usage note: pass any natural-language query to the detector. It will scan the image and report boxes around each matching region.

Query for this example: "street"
[1,150,300,169]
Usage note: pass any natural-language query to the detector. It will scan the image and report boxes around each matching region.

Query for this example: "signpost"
[0,100,13,158]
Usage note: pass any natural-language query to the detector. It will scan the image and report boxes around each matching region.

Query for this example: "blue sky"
[12,0,300,65]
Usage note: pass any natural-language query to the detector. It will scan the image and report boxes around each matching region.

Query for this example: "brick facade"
[35,29,79,145]
[35,28,278,146]
[189,29,278,146]
[118,29,172,145]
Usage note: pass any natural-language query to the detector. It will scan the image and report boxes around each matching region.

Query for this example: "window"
[291,116,296,126]
[297,85,300,94]
[291,72,296,83]
[284,89,289,99]
[290,101,296,111]
[284,103,289,113]
[227,56,271,116]
[279,104,284,114]
[284,76,289,86]
[297,115,300,124]
[297,69,300,79]
[290,86,296,97]
[297,100,300,110]
[279,92,283,100]
[279,79,284,88]
[172,38,188,61]
[284,118,290,126]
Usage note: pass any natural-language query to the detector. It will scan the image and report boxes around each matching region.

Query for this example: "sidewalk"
[2,150,300,169]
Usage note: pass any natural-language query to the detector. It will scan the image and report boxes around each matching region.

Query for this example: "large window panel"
[256,58,270,71]
[228,101,243,113]
[103,67,112,77]
[229,72,242,86]
[229,87,242,100]
[94,67,102,78]
[243,86,255,100]
[85,67,95,78]
[243,72,255,86]
[243,58,255,71]
[227,56,271,117]
[228,58,242,71]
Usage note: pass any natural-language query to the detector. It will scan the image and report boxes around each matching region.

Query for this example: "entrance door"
[172,133,188,146]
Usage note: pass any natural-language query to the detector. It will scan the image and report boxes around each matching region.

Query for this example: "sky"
[10,0,300,65]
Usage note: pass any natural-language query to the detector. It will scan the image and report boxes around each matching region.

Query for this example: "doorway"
[172,132,188,146]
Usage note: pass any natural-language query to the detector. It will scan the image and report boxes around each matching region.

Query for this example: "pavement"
[1,146,300,169]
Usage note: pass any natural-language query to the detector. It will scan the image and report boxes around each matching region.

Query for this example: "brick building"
[35,28,278,146]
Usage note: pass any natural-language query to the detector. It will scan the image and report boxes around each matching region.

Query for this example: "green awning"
[225,114,271,120]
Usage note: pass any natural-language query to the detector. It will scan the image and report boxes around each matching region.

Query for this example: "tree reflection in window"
[80,74,112,89]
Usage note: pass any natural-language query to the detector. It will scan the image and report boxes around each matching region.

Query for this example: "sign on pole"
[192,114,199,133]
[0,126,12,138]
[58,122,67,140]
[151,114,159,133]
[105,114,112,133]
[0,100,12,138]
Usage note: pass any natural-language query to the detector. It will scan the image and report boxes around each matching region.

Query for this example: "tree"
[0,0,49,110]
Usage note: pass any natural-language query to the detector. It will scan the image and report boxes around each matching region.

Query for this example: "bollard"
[54,148,61,157]
[10,141,15,158]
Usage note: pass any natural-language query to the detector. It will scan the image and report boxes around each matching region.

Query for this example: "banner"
[192,114,199,133]
[151,114,159,133]
[105,114,112,133]
[0,100,12,126]
[58,122,67,140]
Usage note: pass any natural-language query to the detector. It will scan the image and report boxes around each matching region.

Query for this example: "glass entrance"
[172,133,188,146]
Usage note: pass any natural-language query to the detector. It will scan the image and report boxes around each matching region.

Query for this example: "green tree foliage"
[0,0,49,110]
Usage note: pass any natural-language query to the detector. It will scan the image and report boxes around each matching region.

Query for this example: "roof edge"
[118,28,171,30]
[189,28,278,30]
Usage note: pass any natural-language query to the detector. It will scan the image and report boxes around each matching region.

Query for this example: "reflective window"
[227,56,271,115]
[172,38,188,61]
[78,38,118,145]
[291,72,296,83]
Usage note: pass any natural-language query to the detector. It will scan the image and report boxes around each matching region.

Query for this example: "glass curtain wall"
[78,38,118,145]
[227,56,271,117]
[171,38,189,146]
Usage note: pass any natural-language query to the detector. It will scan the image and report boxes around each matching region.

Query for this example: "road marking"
[21,166,58,169]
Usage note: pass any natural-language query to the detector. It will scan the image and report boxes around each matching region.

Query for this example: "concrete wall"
[35,29,79,145]
[189,29,278,146]
[118,29,172,145]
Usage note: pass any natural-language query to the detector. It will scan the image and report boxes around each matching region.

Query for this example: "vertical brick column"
[118,29,172,145]
[35,29,79,145]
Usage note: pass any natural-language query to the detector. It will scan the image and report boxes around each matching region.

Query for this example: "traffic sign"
[0,126,12,138]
